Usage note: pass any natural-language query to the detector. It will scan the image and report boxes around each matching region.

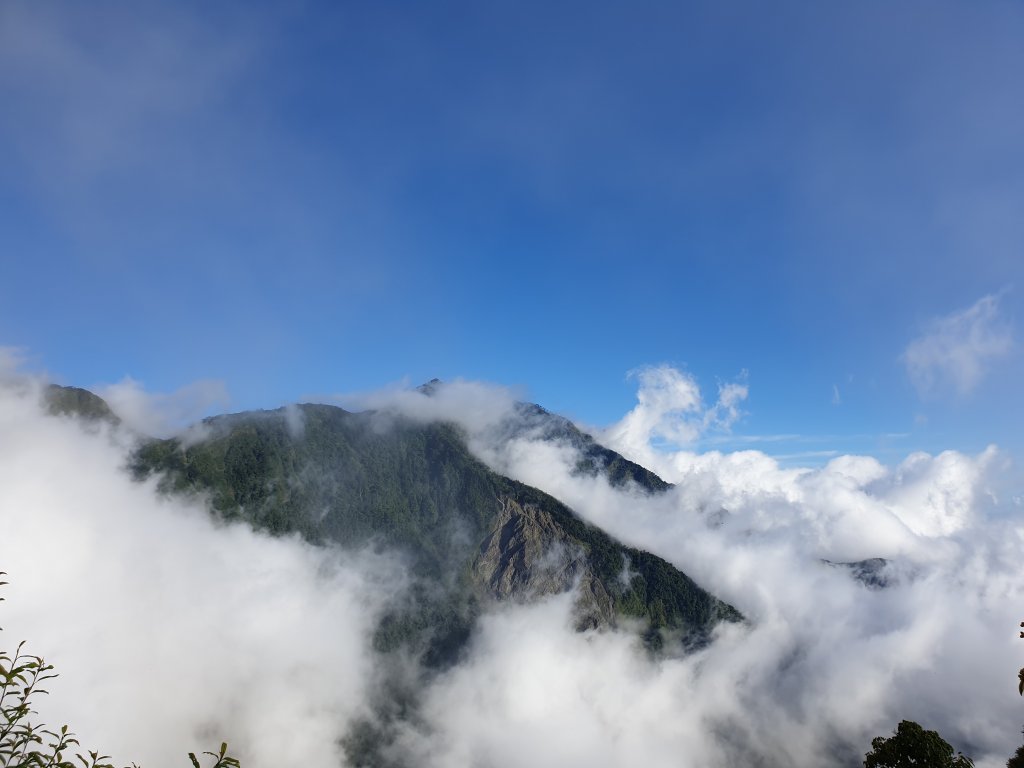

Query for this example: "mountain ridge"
[43,383,742,764]
[44,384,741,655]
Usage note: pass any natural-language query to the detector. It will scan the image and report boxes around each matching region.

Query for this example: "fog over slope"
[1,363,1022,767]
[0,376,405,766]
[342,372,1024,767]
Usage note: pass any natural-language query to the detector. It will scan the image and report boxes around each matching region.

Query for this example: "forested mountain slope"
[129,403,739,651]
[45,385,740,660]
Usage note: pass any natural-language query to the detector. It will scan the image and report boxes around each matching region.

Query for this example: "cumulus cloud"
[600,366,749,468]
[477,441,1019,766]
[442,376,1022,767]
[903,294,1014,397]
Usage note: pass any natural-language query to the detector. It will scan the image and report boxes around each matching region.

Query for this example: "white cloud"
[903,294,1014,397]
[881,447,1000,537]
[391,594,755,768]
[4,365,1023,768]
[97,376,231,438]
[381,433,1022,767]
[600,366,749,468]
[331,377,523,436]
[446,381,1021,767]
[0,376,406,768]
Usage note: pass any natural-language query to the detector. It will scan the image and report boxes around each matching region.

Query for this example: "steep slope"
[489,401,671,492]
[416,379,669,491]
[129,402,739,655]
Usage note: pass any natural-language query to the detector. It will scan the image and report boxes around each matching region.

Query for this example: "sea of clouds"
[2,362,1023,767]
[347,369,1024,768]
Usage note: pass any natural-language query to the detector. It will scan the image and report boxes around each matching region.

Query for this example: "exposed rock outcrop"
[472,496,615,629]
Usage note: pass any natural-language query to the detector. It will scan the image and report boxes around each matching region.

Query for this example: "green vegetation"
[864,720,974,768]
[188,745,238,768]
[132,406,502,574]
[1006,729,1024,768]
[129,402,739,659]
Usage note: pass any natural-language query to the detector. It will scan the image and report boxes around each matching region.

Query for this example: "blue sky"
[1,0,1022,464]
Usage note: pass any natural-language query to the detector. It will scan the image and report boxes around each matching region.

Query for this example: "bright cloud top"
[903,293,1014,398]
[601,366,748,465]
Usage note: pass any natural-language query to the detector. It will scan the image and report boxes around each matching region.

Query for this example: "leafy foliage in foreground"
[1,573,238,768]
[864,720,974,768]
[1008,743,1024,768]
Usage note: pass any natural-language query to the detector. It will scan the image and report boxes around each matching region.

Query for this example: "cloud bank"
[1,365,1022,768]
[367,372,1023,767]
[0,375,405,768]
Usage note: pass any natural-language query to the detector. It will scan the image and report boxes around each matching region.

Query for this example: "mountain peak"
[416,378,443,396]
[43,384,120,425]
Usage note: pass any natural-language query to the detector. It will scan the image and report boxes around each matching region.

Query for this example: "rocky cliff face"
[472,497,615,628]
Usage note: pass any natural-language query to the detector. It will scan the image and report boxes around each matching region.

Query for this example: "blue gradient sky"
[1,1,1022,464]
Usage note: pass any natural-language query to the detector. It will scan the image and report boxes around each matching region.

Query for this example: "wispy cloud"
[97,376,230,438]
[600,366,748,465]
[0,346,28,376]
[903,293,1014,398]
[0,4,257,194]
